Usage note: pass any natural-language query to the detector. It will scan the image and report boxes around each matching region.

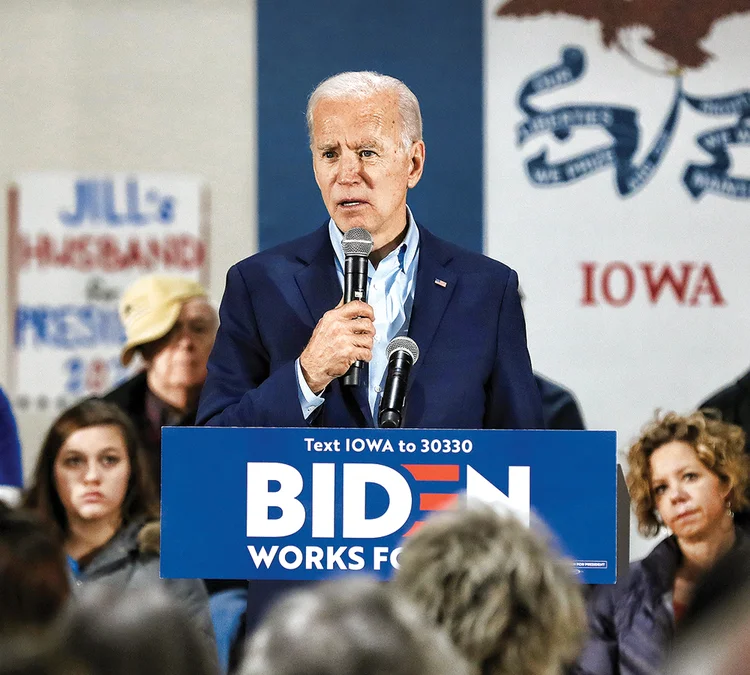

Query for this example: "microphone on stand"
[341,228,373,387]
[378,336,419,428]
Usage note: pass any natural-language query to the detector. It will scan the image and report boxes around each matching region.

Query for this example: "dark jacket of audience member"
[700,369,750,451]
[701,369,750,530]
[535,374,586,430]
[0,504,70,636]
[577,532,750,675]
[66,517,214,642]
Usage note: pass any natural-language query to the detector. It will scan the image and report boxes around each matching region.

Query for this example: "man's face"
[311,92,425,251]
[143,298,218,392]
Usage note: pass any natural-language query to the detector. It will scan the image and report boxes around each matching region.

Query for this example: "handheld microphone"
[378,336,419,428]
[341,228,373,387]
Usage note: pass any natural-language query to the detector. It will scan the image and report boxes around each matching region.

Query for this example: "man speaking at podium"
[196,71,543,431]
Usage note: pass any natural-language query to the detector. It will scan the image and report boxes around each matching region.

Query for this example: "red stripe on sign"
[420,493,458,511]
[402,465,459,481]
[403,522,424,537]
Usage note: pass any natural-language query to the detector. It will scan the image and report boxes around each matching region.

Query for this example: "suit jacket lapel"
[293,225,374,427]
[293,226,341,325]
[407,226,456,394]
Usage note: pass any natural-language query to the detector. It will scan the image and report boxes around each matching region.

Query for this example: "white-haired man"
[197,71,543,431]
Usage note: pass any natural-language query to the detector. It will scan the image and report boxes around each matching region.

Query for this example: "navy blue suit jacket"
[197,223,543,429]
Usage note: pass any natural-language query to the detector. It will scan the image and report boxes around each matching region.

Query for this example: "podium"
[161,427,624,586]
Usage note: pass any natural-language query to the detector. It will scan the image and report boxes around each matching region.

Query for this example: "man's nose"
[170,324,195,349]
[336,153,361,183]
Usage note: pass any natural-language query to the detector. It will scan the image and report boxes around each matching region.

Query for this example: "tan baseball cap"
[119,275,207,366]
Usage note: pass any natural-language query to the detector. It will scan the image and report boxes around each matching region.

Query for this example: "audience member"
[574,411,750,675]
[699,368,750,529]
[0,587,219,675]
[21,399,217,664]
[535,373,586,430]
[394,500,586,675]
[104,274,218,494]
[699,368,750,451]
[666,542,750,675]
[240,578,475,675]
[0,503,70,636]
[518,289,585,429]
[0,385,23,505]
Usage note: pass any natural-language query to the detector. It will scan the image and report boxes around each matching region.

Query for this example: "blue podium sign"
[161,428,617,584]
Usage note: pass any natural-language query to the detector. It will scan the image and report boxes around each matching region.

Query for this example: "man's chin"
[332,210,373,231]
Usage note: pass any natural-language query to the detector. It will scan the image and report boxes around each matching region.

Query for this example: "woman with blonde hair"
[574,410,750,675]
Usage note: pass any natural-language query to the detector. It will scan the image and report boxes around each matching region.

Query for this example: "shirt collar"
[328,206,420,275]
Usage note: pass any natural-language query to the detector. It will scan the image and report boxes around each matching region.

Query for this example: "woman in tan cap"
[103,275,218,495]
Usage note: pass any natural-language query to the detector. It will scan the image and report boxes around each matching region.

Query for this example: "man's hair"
[240,578,473,675]
[394,501,586,675]
[306,71,423,149]
[22,399,159,536]
[627,410,750,537]
[0,506,70,635]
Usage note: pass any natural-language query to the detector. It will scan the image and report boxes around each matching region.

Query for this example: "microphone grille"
[386,336,419,364]
[342,228,374,257]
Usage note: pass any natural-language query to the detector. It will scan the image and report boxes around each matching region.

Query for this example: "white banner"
[487,3,750,556]
[7,173,209,413]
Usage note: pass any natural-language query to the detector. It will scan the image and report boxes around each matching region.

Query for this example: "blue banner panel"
[162,428,617,583]
[257,0,483,252]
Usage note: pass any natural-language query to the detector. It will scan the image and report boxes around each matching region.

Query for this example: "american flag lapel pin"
[434,278,447,288]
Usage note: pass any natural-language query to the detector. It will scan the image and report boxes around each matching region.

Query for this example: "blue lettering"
[59,180,100,226]
[15,305,126,349]
[59,179,178,226]
[126,179,147,224]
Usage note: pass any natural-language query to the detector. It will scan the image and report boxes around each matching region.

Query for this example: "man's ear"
[407,140,426,189]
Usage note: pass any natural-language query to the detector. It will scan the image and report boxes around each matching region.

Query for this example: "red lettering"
[17,233,206,272]
[195,240,206,267]
[146,239,161,269]
[18,234,32,268]
[601,262,634,306]
[36,235,53,266]
[689,265,726,306]
[640,262,694,303]
[122,239,142,269]
[580,262,597,306]
[78,236,93,272]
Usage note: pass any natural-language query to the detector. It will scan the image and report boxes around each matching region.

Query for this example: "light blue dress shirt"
[295,208,420,424]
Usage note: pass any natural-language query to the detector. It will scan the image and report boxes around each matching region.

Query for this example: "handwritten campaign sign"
[7,173,209,411]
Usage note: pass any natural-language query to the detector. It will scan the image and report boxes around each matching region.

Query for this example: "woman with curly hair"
[574,410,750,675]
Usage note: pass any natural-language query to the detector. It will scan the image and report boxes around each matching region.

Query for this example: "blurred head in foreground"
[0,587,217,675]
[240,577,474,675]
[0,504,70,636]
[394,501,586,675]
